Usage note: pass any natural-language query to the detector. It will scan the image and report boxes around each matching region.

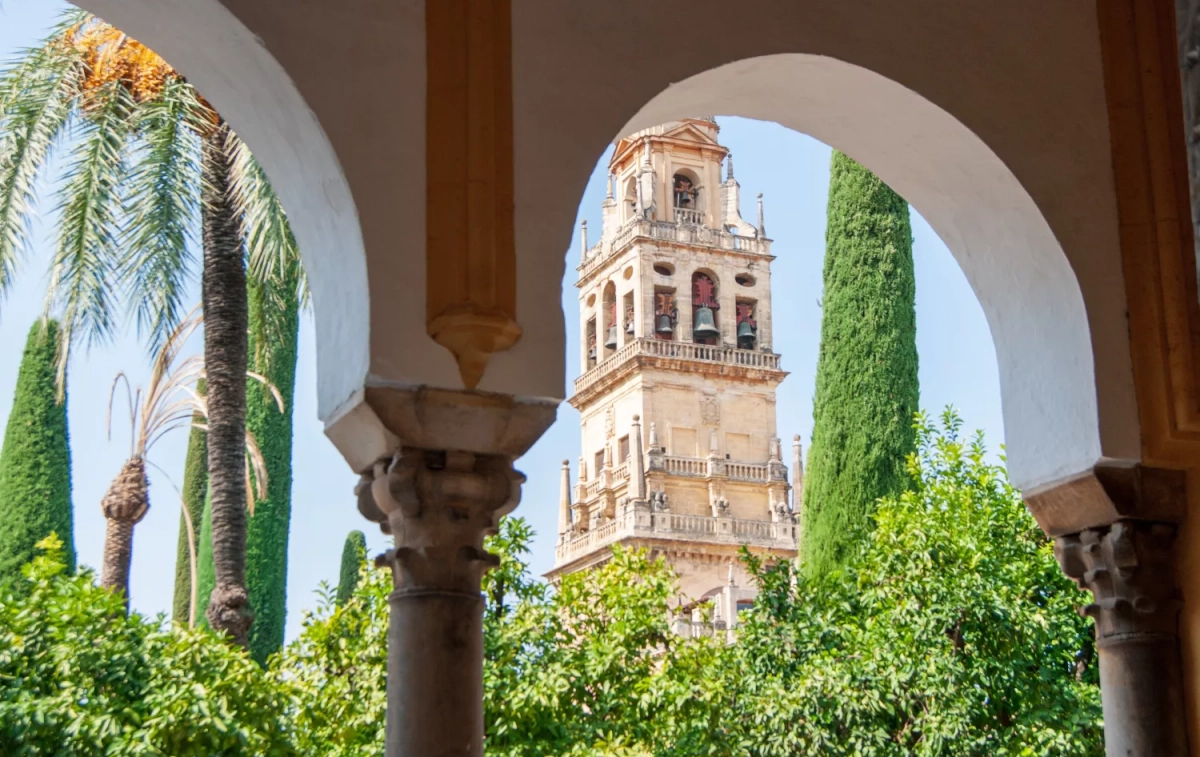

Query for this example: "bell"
[693,307,720,340]
[625,320,635,335]
[656,314,674,335]
[604,325,618,350]
[737,320,756,347]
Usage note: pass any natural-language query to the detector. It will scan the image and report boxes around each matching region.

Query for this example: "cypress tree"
[195,488,216,625]
[335,530,367,606]
[0,320,75,589]
[172,380,208,623]
[243,272,299,664]
[801,152,919,578]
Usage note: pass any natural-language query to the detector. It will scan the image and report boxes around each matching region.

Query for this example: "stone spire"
[579,219,588,257]
[606,173,614,199]
[629,415,646,501]
[558,459,572,536]
[792,435,804,511]
[725,151,735,182]
[757,192,766,237]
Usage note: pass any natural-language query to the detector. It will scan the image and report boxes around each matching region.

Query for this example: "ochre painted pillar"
[425,0,520,389]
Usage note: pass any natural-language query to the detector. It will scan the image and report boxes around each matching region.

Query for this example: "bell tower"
[549,119,798,626]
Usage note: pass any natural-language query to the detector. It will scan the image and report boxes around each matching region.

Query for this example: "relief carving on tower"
[700,395,720,425]
[605,406,616,439]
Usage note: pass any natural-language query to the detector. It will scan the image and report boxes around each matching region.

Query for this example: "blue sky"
[0,1,1004,641]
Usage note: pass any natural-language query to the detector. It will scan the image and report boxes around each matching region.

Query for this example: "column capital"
[1054,519,1180,645]
[357,448,522,595]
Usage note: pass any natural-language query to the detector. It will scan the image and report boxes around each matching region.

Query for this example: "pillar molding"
[1055,520,1187,755]
[357,447,523,757]
[1031,462,1189,756]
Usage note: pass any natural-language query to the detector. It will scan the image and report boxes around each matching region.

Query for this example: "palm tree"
[101,310,277,610]
[0,12,302,646]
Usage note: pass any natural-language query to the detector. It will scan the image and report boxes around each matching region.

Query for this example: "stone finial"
[578,455,587,482]
[1054,520,1180,644]
[769,437,781,462]
[558,459,572,536]
[606,173,614,199]
[726,152,735,182]
[727,563,735,586]
[580,219,588,257]
[648,421,659,449]
[792,435,804,511]
[709,429,720,457]
[629,415,646,501]
[756,192,766,237]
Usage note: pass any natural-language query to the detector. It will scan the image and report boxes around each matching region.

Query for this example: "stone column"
[1027,462,1188,757]
[357,448,523,757]
[1055,520,1187,756]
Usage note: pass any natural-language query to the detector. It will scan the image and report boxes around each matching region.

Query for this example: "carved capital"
[357,448,523,594]
[1054,520,1181,646]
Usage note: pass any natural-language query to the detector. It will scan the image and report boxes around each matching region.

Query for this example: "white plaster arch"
[609,55,1102,491]
[71,0,369,427]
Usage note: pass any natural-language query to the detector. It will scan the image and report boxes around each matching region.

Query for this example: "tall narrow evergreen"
[0,320,74,589]
[336,530,367,606]
[801,152,918,578]
[243,270,299,665]
[172,380,207,623]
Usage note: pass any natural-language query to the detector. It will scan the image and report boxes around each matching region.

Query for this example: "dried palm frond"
[106,308,283,509]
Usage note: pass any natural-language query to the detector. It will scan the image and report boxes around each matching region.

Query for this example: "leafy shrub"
[0,535,296,756]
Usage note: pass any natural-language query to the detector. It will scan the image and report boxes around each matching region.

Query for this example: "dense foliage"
[335,530,367,607]
[0,415,1101,755]
[802,151,919,578]
[171,379,207,623]
[0,536,296,756]
[0,320,74,590]
[244,270,301,664]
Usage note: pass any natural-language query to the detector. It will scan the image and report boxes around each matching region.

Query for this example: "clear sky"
[0,1,1004,642]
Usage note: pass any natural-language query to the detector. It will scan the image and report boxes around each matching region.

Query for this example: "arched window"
[691,271,720,345]
[673,170,703,225]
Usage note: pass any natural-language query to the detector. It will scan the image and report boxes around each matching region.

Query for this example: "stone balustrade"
[554,507,798,566]
[574,338,782,395]
[578,217,771,280]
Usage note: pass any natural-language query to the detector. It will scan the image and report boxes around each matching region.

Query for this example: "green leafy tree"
[336,530,368,607]
[0,320,74,590]
[0,13,304,645]
[0,535,297,756]
[736,411,1102,756]
[802,150,919,577]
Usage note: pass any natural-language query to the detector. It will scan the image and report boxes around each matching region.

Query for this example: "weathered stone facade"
[549,120,798,625]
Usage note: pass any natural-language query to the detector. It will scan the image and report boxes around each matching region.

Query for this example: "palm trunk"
[99,457,149,605]
[201,120,252,647]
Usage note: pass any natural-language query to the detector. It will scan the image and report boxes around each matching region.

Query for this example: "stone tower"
[548,119,798,629]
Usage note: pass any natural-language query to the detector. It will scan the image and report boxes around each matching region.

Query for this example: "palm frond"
[44,80,137,389]
[225,130,308,368]
[0,18,85,299]
[122,79,210,353]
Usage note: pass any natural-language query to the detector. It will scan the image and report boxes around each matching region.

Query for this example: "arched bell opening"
[691,270,721,346]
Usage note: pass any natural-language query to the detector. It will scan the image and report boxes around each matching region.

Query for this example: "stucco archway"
[547,54,1113,493]
[71,0,369,430]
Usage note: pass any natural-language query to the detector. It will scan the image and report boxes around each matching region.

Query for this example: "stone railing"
[554,507,798,566]
[578,218,771,279]
[663,456,708,477]
[574,338,782,395]
[725,461,769,482]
